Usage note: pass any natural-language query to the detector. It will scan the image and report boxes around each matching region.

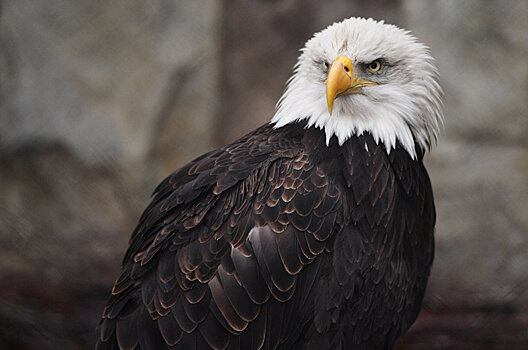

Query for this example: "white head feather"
[271,17,443,158]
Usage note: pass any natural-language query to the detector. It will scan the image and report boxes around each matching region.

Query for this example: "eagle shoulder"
[97,122,345,350]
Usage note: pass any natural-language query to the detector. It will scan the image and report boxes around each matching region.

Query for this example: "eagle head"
[272,17,444,158]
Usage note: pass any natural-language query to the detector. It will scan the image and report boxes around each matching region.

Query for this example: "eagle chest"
[317,140,434,345]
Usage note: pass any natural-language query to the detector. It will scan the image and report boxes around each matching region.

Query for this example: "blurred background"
[0,0,527,349]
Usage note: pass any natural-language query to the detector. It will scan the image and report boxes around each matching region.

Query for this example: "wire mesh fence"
[0,0,527,349]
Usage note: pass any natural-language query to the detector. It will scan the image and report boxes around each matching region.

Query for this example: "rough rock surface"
[404,0,528,308]
[0,1,219,348]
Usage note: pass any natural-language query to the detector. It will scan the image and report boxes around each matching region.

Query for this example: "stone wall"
[404,0,528,308]
[0,1,220,348]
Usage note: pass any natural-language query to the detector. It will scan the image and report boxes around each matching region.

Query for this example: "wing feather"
[97,123,434,350]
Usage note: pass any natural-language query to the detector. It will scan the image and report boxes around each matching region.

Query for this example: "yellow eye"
[323,61,330,72]
[367,60,382,73]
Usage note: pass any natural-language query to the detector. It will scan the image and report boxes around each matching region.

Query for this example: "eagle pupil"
[369,61,381,71]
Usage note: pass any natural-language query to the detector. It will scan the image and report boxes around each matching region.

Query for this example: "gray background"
[1,0,527,349]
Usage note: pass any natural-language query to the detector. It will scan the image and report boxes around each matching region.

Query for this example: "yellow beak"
[326,56,377,115]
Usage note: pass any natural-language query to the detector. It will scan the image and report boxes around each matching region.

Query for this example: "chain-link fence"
[1,0,527,349]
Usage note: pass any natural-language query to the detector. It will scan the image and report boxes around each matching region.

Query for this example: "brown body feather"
[96,121,435,350]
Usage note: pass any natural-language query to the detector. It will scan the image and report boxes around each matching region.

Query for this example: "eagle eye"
[367,60,383,73]
[322,61,330,72]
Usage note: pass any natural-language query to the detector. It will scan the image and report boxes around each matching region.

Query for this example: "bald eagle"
[97,17,443,350]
